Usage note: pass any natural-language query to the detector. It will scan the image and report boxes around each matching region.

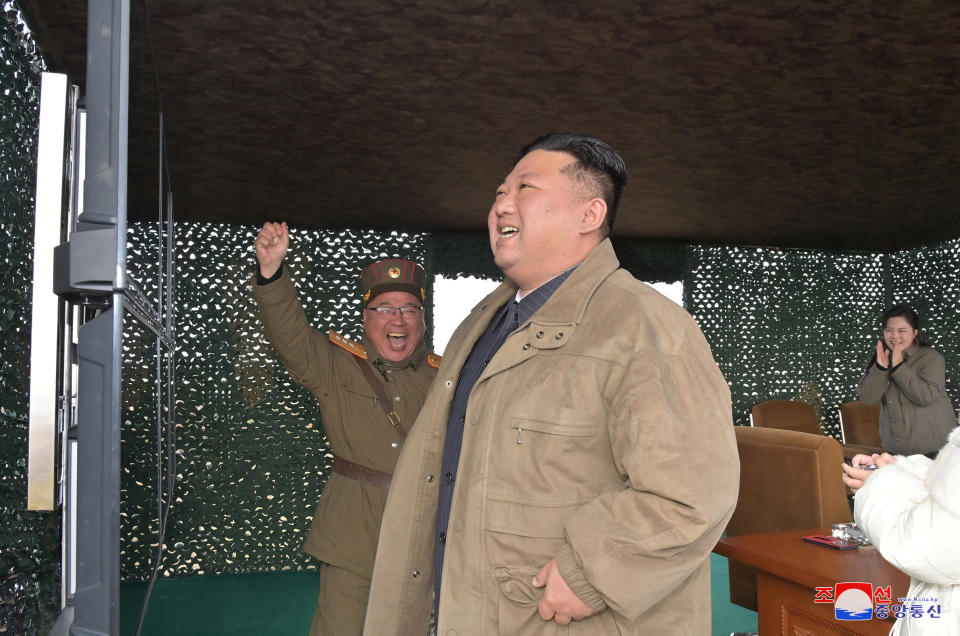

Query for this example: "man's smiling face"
[362,290,425,362]
[488,149,591,293]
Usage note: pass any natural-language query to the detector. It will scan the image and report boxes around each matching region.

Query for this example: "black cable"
[140,0,172,193]
[133,1,178,634]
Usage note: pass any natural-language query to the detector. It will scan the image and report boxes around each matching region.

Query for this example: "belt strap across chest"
[352,355,407,439]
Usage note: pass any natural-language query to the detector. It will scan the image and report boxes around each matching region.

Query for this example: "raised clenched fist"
[255,221,289,279]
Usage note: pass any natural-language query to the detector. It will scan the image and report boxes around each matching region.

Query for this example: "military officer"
[252,221,439,635]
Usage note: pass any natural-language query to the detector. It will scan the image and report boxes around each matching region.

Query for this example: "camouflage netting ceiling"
[18,0,960,251]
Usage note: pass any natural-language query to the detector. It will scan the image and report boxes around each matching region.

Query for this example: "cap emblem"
[387,266,401,279]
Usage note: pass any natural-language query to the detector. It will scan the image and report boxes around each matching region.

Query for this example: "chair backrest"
[726,426,853,611]
[838,400,883,446]
[750,399,820,436]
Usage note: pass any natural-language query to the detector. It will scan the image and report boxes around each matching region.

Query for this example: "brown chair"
[750,399,820,436]
[839,400,883,448]
[725,426,853,611]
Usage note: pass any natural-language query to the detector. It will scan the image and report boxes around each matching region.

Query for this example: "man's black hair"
[518,133,628,236]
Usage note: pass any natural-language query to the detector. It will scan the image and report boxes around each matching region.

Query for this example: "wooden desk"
[715,528,910,635]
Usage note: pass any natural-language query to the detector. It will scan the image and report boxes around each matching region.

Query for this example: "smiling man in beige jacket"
[363,133,740,635]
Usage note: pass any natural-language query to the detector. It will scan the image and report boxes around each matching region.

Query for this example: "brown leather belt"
[331,455,392,490]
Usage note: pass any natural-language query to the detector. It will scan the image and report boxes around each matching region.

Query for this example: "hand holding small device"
[847,458,878,470]
[842,455,879,492]
[842,453,897,491]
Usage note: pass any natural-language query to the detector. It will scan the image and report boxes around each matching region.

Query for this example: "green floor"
[121,570,318,635]
[711,552,760,635]
[120,553,757,635]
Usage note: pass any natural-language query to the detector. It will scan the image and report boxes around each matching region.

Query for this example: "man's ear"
[579,198,608,235]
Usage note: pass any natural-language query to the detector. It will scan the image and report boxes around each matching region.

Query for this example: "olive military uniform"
[253,265,438,634]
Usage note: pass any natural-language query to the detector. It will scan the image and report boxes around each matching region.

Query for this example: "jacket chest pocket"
[505,417,600,452]
[341,382,379,406]
[507,418,598,440]
[495,416,604,500]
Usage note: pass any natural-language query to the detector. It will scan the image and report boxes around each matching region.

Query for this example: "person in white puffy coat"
[841,426,960,634]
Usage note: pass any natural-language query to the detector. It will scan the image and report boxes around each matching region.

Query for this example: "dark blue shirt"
[433,266,577,613]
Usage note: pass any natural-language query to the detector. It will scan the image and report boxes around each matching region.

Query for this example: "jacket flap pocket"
[340,381,377,402]
[485,497,587,538]
[492,565,542,605]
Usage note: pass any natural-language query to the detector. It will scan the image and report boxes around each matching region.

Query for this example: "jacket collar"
[450,239,620,366]
[513,238,620,326]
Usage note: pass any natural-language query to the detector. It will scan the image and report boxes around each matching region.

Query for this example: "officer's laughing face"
[362,290,426,362]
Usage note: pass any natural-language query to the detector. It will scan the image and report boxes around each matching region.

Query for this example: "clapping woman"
[859,305,957,458]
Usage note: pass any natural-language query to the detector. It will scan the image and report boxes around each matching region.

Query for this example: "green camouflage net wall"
[686,243,960,434]
[0,4,58,634]
[120,222,428,580]
[118,229,689,583]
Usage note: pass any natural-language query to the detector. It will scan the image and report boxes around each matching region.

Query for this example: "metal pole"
[70,304,124,636]
[67,0,130,634]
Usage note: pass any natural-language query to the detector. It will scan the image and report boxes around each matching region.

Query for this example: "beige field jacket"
[363,239,739,635]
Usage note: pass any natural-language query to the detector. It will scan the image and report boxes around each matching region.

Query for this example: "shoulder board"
[328,331,367,359]
[427,353,442,369]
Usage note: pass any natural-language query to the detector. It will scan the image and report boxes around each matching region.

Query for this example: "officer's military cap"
[360,259,427,304]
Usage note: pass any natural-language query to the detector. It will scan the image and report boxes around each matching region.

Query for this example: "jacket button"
[412,570,421,579]
[522,343,531,350]
[555,332,564,340]
[444,380,453,388]
[426,474,434,482]
[444,472,454,483]
[391,442,399,448]
[536,331,544,339]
